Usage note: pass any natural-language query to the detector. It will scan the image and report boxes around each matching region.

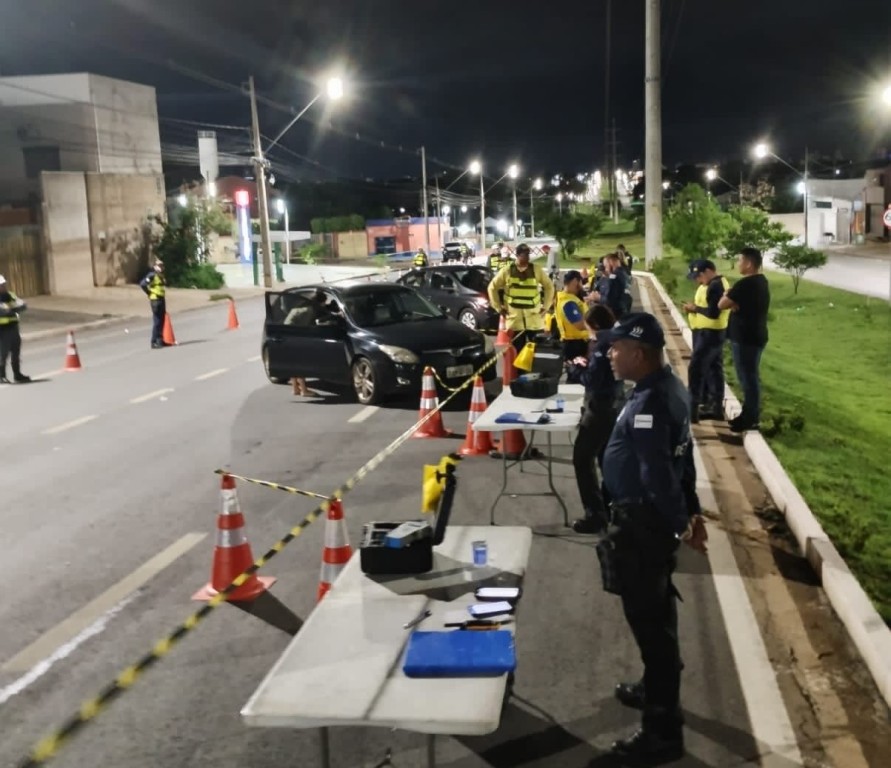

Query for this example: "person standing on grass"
[718,247,770,433]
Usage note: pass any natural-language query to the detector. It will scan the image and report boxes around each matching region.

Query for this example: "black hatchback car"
[263,282,497,404]
[395,265,499,332]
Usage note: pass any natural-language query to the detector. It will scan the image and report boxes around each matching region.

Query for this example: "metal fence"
[0,226,45,295]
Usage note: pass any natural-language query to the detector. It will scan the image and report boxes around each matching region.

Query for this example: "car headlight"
[379,344,419,364]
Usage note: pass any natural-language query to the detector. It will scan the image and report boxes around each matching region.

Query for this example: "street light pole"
[434,175,442,250]
[421,146,430,255]
[248,76,274,288]
[803,146,810,248]
[644,0,663,267]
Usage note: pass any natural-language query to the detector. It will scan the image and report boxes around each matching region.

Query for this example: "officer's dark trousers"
[573,401,617,523]
[688,328,725,407]
[0,323,23,377]
[562,338,588,361]
[615,511,683,735]
[150,298,166,345]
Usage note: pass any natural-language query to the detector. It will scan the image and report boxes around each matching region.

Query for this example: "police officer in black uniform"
[598,312,707,765]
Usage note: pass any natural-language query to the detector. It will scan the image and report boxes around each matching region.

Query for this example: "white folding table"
[242,525,533,768]
[472,383,584,526]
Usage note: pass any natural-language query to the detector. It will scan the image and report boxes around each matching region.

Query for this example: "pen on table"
[403,609,432,630]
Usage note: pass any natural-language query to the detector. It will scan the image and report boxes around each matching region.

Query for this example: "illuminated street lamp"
[752,140,810,245]
[508,163,520,239]
[555,192,563,214]
[883,84,891,106]
[705,168,717,181]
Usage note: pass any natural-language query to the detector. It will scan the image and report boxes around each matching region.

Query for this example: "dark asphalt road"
[0,293,885,768]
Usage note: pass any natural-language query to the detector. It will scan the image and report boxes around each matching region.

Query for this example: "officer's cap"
[687,259,716,278]
[601,312,665,348]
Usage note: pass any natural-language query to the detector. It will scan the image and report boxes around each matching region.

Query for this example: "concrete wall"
[40,172,93,294]
[0,103,99,202]
[335,231,367,259]
[770,213,804,241]
[85,173,166,286]
[88,74,162,175]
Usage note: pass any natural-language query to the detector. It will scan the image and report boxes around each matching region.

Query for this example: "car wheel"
[352,357,381,405]
[262,346,288,384]
[458,308,479,330]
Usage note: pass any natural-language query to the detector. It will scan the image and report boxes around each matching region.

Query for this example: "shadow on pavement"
[230,590,303,636]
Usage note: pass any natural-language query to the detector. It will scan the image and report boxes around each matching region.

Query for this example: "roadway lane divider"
[15,347,506,768]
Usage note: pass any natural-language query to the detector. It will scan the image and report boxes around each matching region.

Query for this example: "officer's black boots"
[610,727,684,765]
[615,680,646,709]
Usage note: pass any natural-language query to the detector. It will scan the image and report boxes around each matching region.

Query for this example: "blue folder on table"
[403,630,516,678]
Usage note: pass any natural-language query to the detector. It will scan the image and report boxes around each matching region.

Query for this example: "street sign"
[883,206,891,229]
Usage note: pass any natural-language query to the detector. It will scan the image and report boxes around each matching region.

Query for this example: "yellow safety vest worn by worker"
[688,276,731,330]
[0,291,21,325]
[487,263,554,332]
[488,252,501,269]
[147,273,166,300]
[554,291,589,341]
[413,252,428,267]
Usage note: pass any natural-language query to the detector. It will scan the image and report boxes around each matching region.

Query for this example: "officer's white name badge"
[633,414,653,429]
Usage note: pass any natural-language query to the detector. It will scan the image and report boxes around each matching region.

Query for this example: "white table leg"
[427,734,436,768]
[319,726,331,768]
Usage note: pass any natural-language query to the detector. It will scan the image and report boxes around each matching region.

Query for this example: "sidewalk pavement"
[825,241,891,262]
[19,264,387,342]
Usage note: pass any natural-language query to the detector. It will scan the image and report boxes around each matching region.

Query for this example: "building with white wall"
[0,73,163,203]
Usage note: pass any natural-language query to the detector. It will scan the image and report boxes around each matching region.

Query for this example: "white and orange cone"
[459,376,494,456]
[411,366,451,439]
[317,499,352,601]
[63,330,82,371]
[193,474,276,602]
[495,315,512,347]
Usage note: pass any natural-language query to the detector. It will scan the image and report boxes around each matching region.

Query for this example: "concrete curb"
[635,269,891,708]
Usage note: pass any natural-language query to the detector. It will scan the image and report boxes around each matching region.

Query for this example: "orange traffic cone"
[63,330,82,371]
[495,315,512,347]
[317,499,352,601]
[227,299,239,330]
[491,345,527,458]
[193,474,276,602]
[458,376,494,456]
[162,313,177,346]
[412,366,452,438]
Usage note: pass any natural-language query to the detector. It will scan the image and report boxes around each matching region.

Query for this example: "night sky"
[1,0,890,184]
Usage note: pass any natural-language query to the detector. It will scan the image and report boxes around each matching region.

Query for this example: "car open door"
[264,290,349,383]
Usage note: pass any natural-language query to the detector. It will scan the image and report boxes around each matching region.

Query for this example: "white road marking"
[195,367,228,381]
[640,280,803,764]
[42,414,98,435]
[348,405,378,423]
[130,387,174,404]
[1,532,207,675]
[0,594,138,706]
[246,355,261,363]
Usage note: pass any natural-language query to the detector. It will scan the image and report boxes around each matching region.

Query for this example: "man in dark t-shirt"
[718,247,770,432]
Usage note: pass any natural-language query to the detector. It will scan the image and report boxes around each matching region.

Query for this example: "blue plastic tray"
[403,630,516,678]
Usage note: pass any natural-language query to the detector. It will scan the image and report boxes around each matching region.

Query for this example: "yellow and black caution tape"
[427,365,466,393]
[17,346,507,768]
[212,471,330,500]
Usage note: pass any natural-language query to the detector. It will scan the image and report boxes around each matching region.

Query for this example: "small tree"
[772,243,827,294]
[663,183,735,259]
[537,203,604,260]
[724,205,793,261]
[739,179,776,210]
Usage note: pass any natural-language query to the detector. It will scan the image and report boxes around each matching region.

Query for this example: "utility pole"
[803,146,810,248]
[421,146,431,254]
[612,118,620,224]
[479,174,486,251]
[434,175,443,249]
[604,0,613,219]
[530,187,536,238]
[512,182,519,241]
[248,76,273,288]
[644,0,663,267]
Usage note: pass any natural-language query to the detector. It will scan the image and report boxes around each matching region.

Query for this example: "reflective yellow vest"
[555,291,589,341]
[505,264,543,310]
[413,252,428,267]
[147,273,166,300]
[688,276,730,330]
[487,252,501,269]
[0,291,20,325]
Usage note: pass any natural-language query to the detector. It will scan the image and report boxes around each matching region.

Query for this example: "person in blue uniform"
[599,312,708,765]
[569,304,622,534]
[589,252,628,319]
